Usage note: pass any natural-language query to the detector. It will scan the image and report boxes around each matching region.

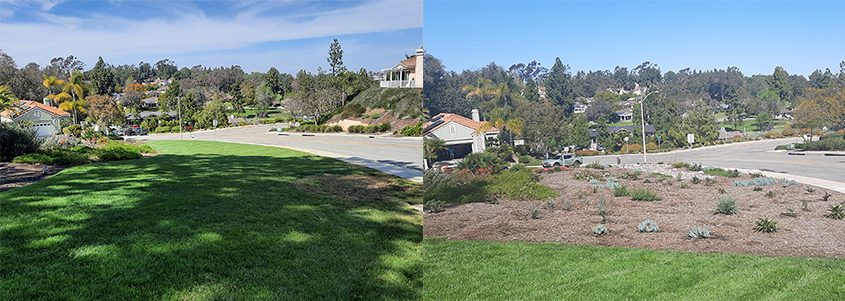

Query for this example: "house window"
[449,125,456,135]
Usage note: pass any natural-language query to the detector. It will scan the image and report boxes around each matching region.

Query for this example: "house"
[380,47,424,88]
[1,100,71,137]
[615,108,633,121]
[538,85,548,100]
[141,97,159,109]
[573,101,588,114]
[424,109,499,160]
[775,109,793,120]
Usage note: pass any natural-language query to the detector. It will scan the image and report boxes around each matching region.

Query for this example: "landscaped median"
[0,140,422,300]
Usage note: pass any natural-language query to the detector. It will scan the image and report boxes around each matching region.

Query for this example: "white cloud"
[0,0,422,70]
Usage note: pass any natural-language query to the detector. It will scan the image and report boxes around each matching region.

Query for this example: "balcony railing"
[379,80,417,88]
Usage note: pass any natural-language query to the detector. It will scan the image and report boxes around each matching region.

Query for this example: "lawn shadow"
[0,147,422,300]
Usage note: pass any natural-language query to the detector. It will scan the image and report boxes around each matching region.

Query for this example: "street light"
[640,90,659,163]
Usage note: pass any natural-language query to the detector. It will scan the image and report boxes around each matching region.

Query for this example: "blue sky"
[425,0,845,76]
[0,0,422,73]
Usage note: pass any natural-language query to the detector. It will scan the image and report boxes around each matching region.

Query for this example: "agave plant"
[592,224,610,236]
[637,219,660,233]
[688,226,711,239]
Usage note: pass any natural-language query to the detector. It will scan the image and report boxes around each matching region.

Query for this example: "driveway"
[133,125,423,182]
[583,138,845,192]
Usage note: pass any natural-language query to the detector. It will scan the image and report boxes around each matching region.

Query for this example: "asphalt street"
[583,138,845,186]
[135,125,423,182]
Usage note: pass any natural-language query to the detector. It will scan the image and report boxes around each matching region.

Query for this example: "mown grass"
[424,238,845,300]
[0,140,421,300]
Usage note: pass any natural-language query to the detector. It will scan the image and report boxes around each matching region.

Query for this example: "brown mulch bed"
[0,162,64,192]
[425,167,845,259]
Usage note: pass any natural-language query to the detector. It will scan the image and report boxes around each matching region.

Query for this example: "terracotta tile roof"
[425,113,498,134]
[399,56,416,69]
[2,100,71,118]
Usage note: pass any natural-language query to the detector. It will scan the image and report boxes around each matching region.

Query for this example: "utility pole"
[640,91,659,163]
[178,96,183,140]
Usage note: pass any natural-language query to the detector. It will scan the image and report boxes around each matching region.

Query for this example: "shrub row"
[296,124,343,133]
[348,123,392,133]
[399,122,423,136]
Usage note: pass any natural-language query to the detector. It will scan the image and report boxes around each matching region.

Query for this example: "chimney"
[471,109,480,122]
[42,97,52,106]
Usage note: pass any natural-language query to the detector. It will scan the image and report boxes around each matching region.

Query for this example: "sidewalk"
[787,151,845,157]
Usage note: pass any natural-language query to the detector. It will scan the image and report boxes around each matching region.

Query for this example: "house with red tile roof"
[1,100,71,137]
[380,47,424,88]
[424,109,499,159]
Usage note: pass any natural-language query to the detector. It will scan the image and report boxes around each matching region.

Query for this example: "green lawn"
[424,239,845,300]
[0,141,421,300]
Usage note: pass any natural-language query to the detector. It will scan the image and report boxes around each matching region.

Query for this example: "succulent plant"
[637,219,660,233]
[688,226,711,239]
[530,207,541,219]
[593,224,610,236]
[754,217,778,233]
[827,203,845,220]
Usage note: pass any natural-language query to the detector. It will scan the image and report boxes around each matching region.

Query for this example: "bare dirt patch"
[295,173,420,203]
[0,163,64,192]
[425,166,845,258]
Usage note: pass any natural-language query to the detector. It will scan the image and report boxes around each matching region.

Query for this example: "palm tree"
[0,85,19,112]
[60,71,86,124]
[477,107,524,146]
[462,78,519,109]
[424,137,447,169]
[42,75,66,106]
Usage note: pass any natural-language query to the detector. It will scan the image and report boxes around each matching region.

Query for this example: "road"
[582,138,845,191]
[134,125,423,182]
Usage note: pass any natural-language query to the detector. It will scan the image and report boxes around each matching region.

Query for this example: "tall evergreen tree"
[327,39,346,75]
[545,57,575,116]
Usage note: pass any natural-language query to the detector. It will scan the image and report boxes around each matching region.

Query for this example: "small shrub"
[630,189,660,201]
[714,195,738,215]
[672,162,690,169]
[688,226,711,239]
[425,200,446,213]
[754,217,778,233]
[781,208,798,218]
[620,171,640,180]
[705,178,716,186]
[530,207,541,219]
[822,191,831,202]
[806,186,816,193]
[597,198,608,223]
[592,224,610,236]
[827,203,845,220]
[0,122,40,162]
[612,185,629,197]
[765,191,775,198]
[11,153,54,164]
[704,168,741,178]
[753,186,763,192]
[802,200,810,211]
[584,162,605,169]
[518,155,531,164]
[545,200,556,210]
[688,163,703,171]
[691,177,701,184]
[562,200,573,211]
[399,122,423,136]
[680,183,690,189]
[637,219,660,233]
[573,170,602,181]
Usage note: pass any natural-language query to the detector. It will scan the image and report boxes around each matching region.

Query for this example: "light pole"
[178,95,183,140]
[640,90,659,163]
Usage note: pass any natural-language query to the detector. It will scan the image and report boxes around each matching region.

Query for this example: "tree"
[770,66,792,103]
[154,59,178,79]
[585,99,614,122]
[424,137,446,165]
[809,69,837,89]
[60,70,87,124]
[0,85,19,112]
[793,88,845,130]
[514,100,566,154]
[524,78,540,102]
[158,81,183,112]
[42,75,65,106]
[565,115,591,148]
[138,61,154,82]
[254,82,277,118]
[327,39,346,75]
[266,67,283,95]
[545,57,575,116]
[44,55,85,78]
[193,99,227,129]
[229,81,245,113]
[86,95,124,128]
[88,57,116,95]
[633,61,662,87]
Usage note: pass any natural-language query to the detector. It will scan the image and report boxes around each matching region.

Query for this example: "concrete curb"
[787,151,845,157]
[588,137,803,160]
[731,168,845,194]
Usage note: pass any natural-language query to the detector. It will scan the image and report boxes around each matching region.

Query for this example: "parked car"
[542,153,582,167]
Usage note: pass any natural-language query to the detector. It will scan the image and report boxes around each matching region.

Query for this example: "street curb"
[731,168,845,194]
[787,152,845,157]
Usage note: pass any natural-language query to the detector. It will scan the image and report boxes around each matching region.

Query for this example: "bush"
[574,149,600,156]
[39,149,90,166]
[688,226,711,239]
[154,126,171,133]
[95,142,144,161]
[518,155,531,164]
[827,204,845,220]
[339,103,366,119]
[424,200,446,213]
[12,153,54,164]
[0,122,40,162]
[487,168,558,200]
[714,195,738,215]
[530,207,541,219]
[672,162,690,169]
[612,185,629,197]
[62,124,82,136]
[629,189,660,201]
[704,168,741,178]
[754,217,778,232]
[765,130,783,139]
[399,122,423,136]
[584,162,605,169]
[637,219,660,233]
[457,152,504,173]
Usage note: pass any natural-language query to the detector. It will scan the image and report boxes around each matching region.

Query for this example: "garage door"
[33,123,55,137]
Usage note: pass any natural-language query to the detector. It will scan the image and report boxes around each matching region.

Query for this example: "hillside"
[327,86,423,132]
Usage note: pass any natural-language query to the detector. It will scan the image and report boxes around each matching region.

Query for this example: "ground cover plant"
[0,140,422,300]
[424,239,845,301]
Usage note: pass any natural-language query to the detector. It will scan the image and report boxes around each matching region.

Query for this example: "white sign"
[213,119,218,128]
[687,133,695,144]
[514,139,525,146]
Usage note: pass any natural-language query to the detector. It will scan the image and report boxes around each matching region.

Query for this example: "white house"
[424,109,499,159]
[1,100,71,137]
[380,47,424,88]
[615,108,633,121]
[573,101,588,114]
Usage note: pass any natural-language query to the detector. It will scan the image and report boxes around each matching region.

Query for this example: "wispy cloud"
[0,0,422,72]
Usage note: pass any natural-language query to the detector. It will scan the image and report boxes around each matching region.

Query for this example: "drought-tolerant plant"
[425,200,446,213]
[637,219,660,233]
[530,207,541,219]
[672,162,690,169]
[822,191,831,202]
[597,198,608,222]
[716,187,727,194]
[735,177,798,187]
[613,185,629,197]
[562,200,573,211]
[781,208,798,218]
[592,186,598,194]
[680,182,690,189]
[621,171,640,180]
[688,226,711,239]
[704,168,741,178]
[714,195,738,215]
[688,163,703,171]
[574,170,602,181]
[827,203,845,220]
[802,200,810,211]
[545,199,556,211]
[584,162,605,169]
[592,224,610,236]
[691,176,701,184]
[630,189,660,201]
[806,186,816,193]
[754,217,778,233]
[765,191,775,198]
[643,178,652,183]
[705,178,717,186]
[753,186,763,192]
